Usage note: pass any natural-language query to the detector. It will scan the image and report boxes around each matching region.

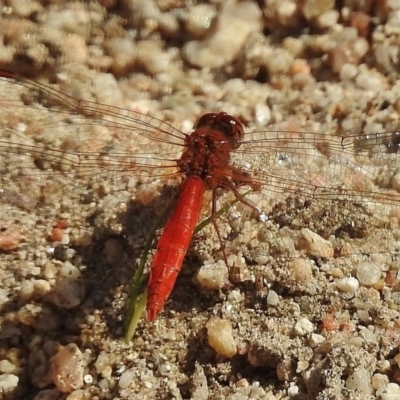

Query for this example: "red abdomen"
[146,176,206,321]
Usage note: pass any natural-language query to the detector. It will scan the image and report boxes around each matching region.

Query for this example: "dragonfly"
[1,70,400,322]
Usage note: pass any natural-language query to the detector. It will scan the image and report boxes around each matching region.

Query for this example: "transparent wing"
[232,129,400,206]
[0,71,186,185]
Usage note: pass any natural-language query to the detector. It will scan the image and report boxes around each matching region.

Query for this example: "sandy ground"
[1,1,400,399]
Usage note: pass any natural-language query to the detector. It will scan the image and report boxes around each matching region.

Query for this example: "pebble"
[118,368,135,389]
[191,364,209,400]
[308,333,325,347]
[357,261,381,286]
[377,383,400,400]
[184,1,261,68]
[355,68,388,91]
[206,317,237,358]
[106,37,137,76]
[267,290,279,306]
[321,313,340,331]
[196,260,228,289]
[19,280,34,300]
[345,367,372,395]
[288,258,313,283]
[293,317,314,336]
[302,0,335,21]
[336,277,359,293]
[287,385,299,396]
[0,374,19,392]
[0,359,17,374]
[0,230,23,251]
[50,277,85,308]
[0,288,8,309]
[136,40,171,76]
[297,228,334,258]
[50,343,84,393]
[60,261,82,279]
[372,374,390,391]
[185,4,216,38]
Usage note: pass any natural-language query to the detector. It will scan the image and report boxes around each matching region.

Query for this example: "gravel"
[1,1,400,399]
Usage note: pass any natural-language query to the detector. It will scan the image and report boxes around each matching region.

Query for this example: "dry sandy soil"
[1,1,400,399]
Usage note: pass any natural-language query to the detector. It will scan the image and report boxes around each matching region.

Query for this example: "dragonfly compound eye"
[195,112,245,149]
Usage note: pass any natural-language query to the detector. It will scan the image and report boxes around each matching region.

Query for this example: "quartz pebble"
[345,367,372,395]
[0,373,18,392]
[184,1,261,68]
[206,317,237,358]
[336,277,359,293]
[377,383,400,400]
[196,260,228,289]
[297,229,333,258]
[267,290,279,306]
[293,318,314,336]
[357,261,381,286]
[118,368,135,389]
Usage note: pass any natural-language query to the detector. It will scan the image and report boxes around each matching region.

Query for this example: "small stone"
[308,333,326,348]
[293,317,314,336]
[196,260,228,289]
[297,229,333,258]
[206,317,237,358]
[303,0,335,20]
[377,383,400,400]
[60,261,81,279]
[185,4,216,37]
[51,278,85,308]
[118,368,135,389]
[0,374,19,392]
[322,313,340,331]
[287,385,299,396]
[288,258,312,283]
[372,374,389,391]
[33,279,52,297]
[0,230,23,250]
[184,1,261,68]
[346,368,372,395]
[336,277,359,293]
[19,280,35,300]
[50,344,84,393]
[267,290,279,306]
[0,360,17,374]
[357,261,381,286]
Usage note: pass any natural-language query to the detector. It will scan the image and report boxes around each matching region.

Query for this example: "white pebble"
[336,277,359,293]
[60,261,81,278]
[376,382,400,399]
[0,374,19,392]
[185,4,216,37]
[196,260,228,289]
[83,374,93,384]
[357,261,381,286]
[308,333,325,347]
[293,317,314,336]
[345,367,372,395]
[158,363,171,376]
[297,228,333,258]
[118,368,135,389]
[288,385,299,396]
[267,290,279,306]
[0,360,17,374]
[206,317,237,357]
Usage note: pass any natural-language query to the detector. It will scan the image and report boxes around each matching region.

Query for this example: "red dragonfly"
[1,70,400,321]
